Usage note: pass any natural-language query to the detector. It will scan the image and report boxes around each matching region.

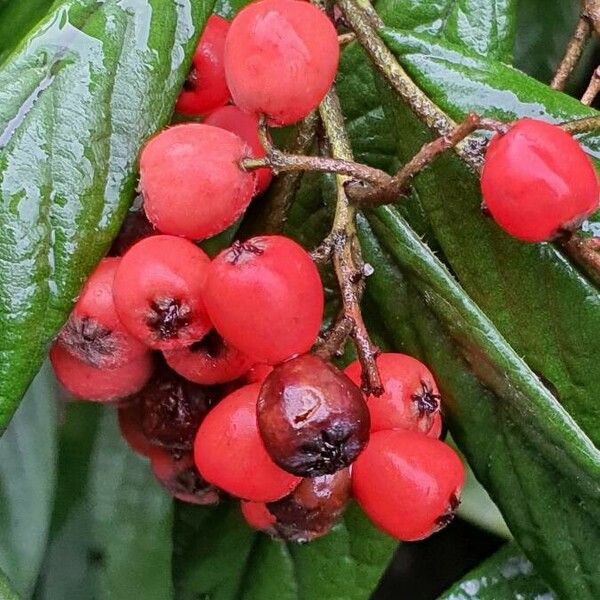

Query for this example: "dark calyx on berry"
[257,354,370,477]
[146,298,191,341]
[267,469,351,542]
[139,364,224,451]
[59,316,116,366]
[412,380,441,418]
[227,239,265,264]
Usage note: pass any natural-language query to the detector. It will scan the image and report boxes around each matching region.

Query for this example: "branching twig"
[318,88,383,395]
[314,314,354,358]
[551,16,592,90]
[559,233,600,286]
[581,66,600,104]
[560,114,600,134]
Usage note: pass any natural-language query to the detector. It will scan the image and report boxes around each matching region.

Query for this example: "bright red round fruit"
[205,105,272,193]
[175,15,231,116]
[113,236,212,350]
[428,413,443,439]
[164,331,254,385]
[345,353,441,435]
[140,124,257,240]
[58,258,147,369]
[50,343,154,402]
[203,236,324,364]
[481,118,599,242]
[194,383,301,502]
[352,430,465,542]
[224,0,339,126]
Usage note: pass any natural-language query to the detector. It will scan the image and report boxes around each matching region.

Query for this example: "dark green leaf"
[88,410,174,600]
[359,210,600,599]
[0,363,58,598]
[0,569,20,600]
[376,0,516,62]
[0,0,54,65]
[438,543,551,600]
[0,0,214,431]
[173,502,395,600]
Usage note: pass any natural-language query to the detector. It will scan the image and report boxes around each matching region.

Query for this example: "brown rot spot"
[411,380,441,417]
[227,240,265,264]
[59,316,117,365]
[146,298,191,340]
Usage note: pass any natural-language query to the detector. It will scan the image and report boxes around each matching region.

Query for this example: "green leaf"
[174,502,395,600]
[438,543,551,599]
[87,410,174,600]
[0,569,20,600]
[0,0,214,431]
[376,0,517,62]
[0,0,54,65]
[358,211,600,599]
[0,363,58,598]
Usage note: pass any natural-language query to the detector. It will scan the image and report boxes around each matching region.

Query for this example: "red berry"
[203,236,323,364]
[50,343,153,402]
[352,430,465,541]
[244,363,273,385]
[175,15,231,116]
[224,0,339,126]
[241,500,277,532]
[140,124,257,240]
[428,412,443,439]
[149,447,220,505]
[205,105,272,193]
[344,353,441,435]
[258,354,370,476]
[481,118,599,242]
[194,383,301,502]
[58,258,147,369]
[164,331,254,385]
[113,236,212,350]
[118,400,155,457]
[137,365,223,451]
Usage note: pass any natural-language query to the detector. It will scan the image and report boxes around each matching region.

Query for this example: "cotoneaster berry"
[481,118,600,242]
[428,412,443,439]
[266,469,351,542]
[137,365,223,451]
[118,400,155,458]
[194,383,301,502]
[205,105,272,193]
[224,0,339,126]
[149,447,220,506]
[257,354,370,477]
[164,330,254,385]
[113,236,212,350]
[50,343,153,402]
[175,15,231,116]
[241,500,277,534]
[345,353,441,435]
[203,236,324,364]
[352,430,465,541]
[244,363,273,385]
[58,258,147,369]
[140,124,257,240]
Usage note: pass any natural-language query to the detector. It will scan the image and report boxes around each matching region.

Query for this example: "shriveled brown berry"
[138,364,224,451]
[257,354,370,477]
[267,469,351,542]
[150,448,220,506]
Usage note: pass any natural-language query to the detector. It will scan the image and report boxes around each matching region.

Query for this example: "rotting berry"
[224,0,339,126]
[58,258,147,369]
[257,354,370,477]
[163,330,254,386]
[352,429,465,542]
[266,469,351,542]
[118,399,155,458]
[137,364,224,452]
[50,343,154,403]
[203,236,324,364]
[481,118,600,242]
[205,105,272,193]
[109,195,157,256]
[113,236,212,350]
[175,15,231,116]
[345,353,441,435]
[149,447,221,506]
[140,124,257,240]
[194,383,301,502]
